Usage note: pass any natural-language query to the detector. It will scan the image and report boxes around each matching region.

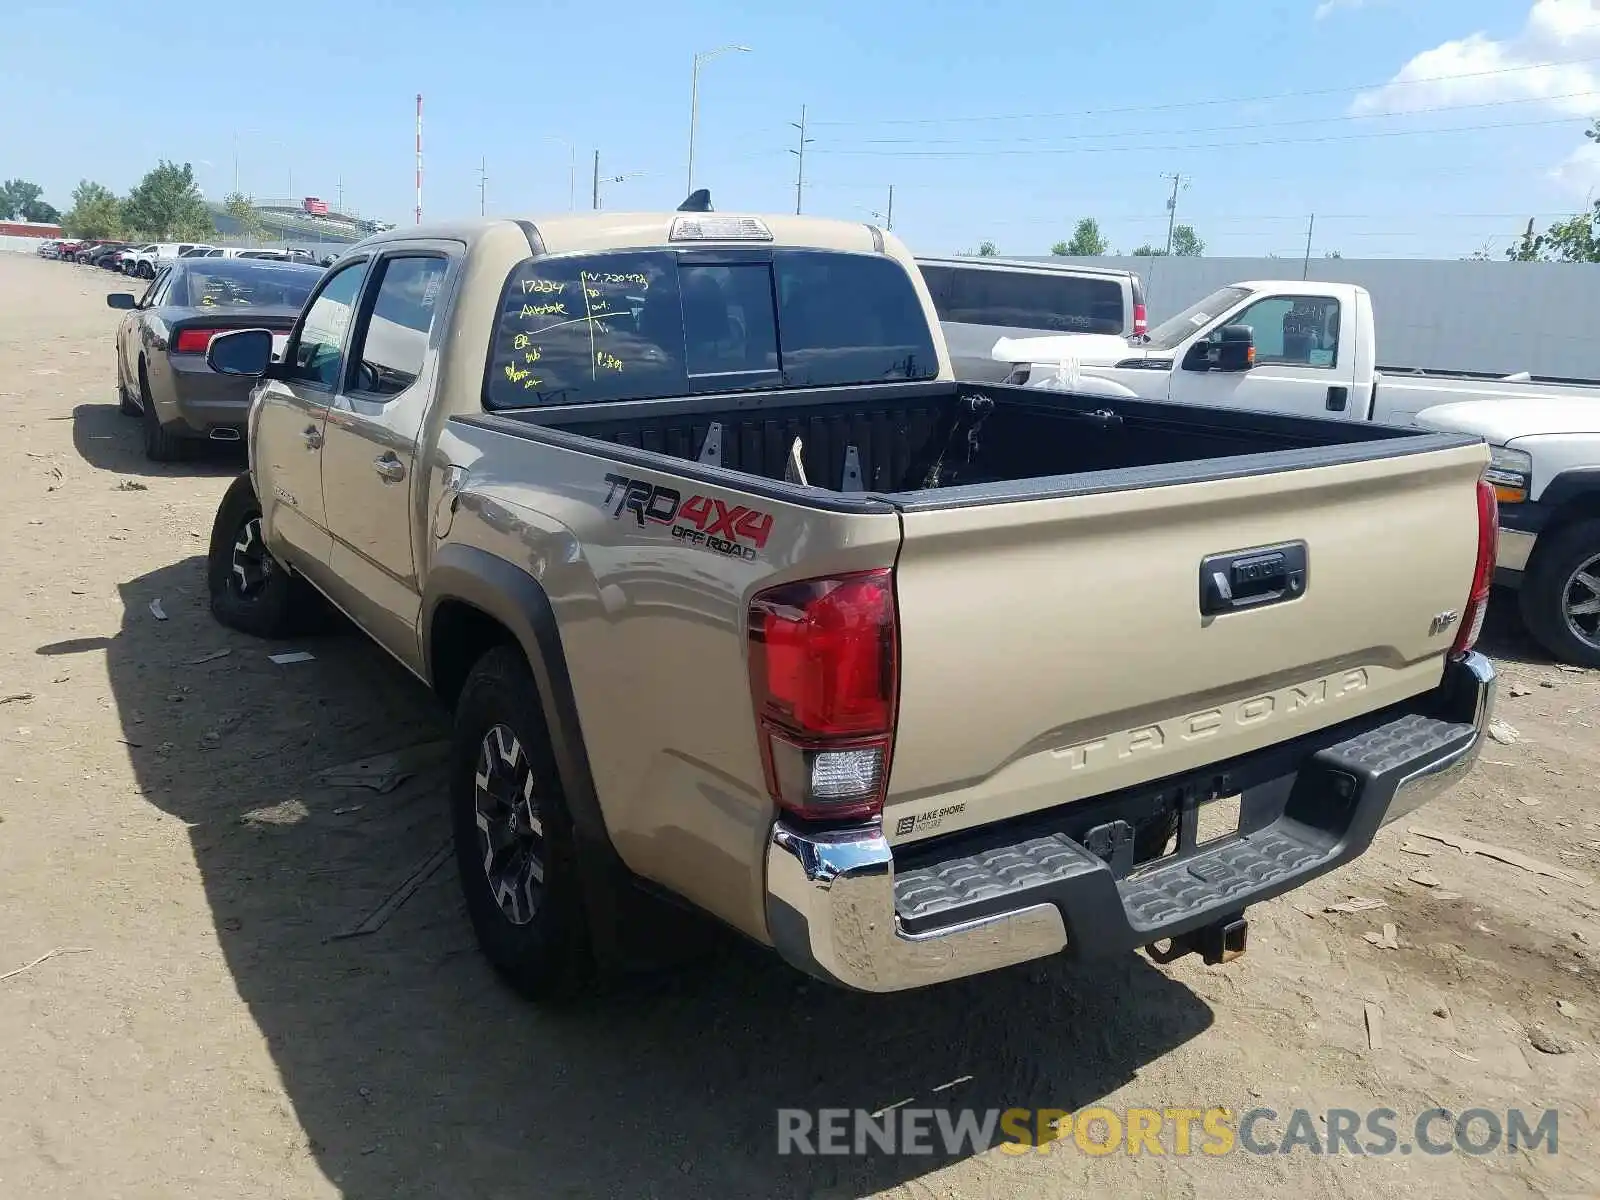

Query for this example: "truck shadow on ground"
[82,553,1217,1199]
[70,402,244,477]
[1477,586,1554,668]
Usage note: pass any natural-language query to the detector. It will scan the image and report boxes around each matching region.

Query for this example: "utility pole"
[478,157,488,217]
[336,175,343,215]
[789,105,814,215]
[886,184,894,232]
[415,93,424,225]
[1161,171,1188,256]
[1301,214,1316,280]
[592,149,601,211]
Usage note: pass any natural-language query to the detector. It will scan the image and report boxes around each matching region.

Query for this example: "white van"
[915,256,1146,382]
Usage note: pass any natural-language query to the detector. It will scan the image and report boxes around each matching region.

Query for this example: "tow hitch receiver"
[1145,916,1249,966]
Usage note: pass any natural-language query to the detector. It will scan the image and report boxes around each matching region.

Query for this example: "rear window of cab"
[483,248,938,409]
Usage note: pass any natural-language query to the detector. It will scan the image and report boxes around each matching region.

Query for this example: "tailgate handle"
[1199,541,1308,617]
[1326,386,1349,412]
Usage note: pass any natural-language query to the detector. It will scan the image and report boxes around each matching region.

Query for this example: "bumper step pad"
[891,710,1477,953]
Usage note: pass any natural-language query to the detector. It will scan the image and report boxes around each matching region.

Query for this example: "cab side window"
[347,255,450,397]
[1230,295,1341,368]
[138,267,171,308]
[290,261,369,389]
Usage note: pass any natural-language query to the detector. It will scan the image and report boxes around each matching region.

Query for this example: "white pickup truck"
[994,280,1600,426]
[997,279,1600,668]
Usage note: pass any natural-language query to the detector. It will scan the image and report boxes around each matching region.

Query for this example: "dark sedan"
[108,257,323,461]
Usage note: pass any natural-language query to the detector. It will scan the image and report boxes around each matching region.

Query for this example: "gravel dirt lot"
[0,250,1597,1200]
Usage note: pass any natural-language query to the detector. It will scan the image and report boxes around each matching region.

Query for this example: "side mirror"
[106,293,137,310]
[1215,324,1255,372]
[207,328,275,377]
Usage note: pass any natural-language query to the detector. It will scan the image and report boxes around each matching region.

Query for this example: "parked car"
[36,240,63,259]
[1413,399,1600,667]
[54,240,85,261]
[86,242,130,268]
[196,207,1495,1001]
[125,243,211,278]
[915,255,1147,381]
[106,257,322,460]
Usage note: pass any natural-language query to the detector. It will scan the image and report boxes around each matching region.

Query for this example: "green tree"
[977,240,998,257]
[223,190,263,238]
[120,160,214,241]
[1324,249,1342,259]
[62,180,124,240]
[1053,217,1110,257]
[1170,224,1205,257]
[1131,243,1163,256]
[0,178,58,222]
[1505,209,1600,263]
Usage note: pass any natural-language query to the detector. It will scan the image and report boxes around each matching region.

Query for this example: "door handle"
[303,424,324,450]
[373,454,407,483]
[1326,386,1349,412]
[1199,541,1309,616]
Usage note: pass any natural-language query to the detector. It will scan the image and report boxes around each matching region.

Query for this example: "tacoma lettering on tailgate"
[602,473,774,562]
[1053,669,1371,771]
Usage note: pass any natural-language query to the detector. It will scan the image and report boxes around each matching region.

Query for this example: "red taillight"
[1133,302,1148,337]
[747,569,898,821]
[1452,476,1498,657]
[174,328,225,355]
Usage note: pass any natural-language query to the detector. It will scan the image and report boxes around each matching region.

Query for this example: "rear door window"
[347,254,450,396]
[928,265,1126,335]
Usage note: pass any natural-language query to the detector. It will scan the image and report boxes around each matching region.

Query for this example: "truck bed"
[485,381,1460,502]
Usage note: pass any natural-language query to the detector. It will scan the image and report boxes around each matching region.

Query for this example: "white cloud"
[1350,0,1600,116]
[1550,140,1600,196]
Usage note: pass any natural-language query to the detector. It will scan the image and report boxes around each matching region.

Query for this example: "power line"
[823,89,1600,147]
[808,54,1600,127]
[809,115,1583,158]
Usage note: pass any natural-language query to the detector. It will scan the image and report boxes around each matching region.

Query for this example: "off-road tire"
[1519,518,1600,669]
[450,645,593,1001]
[206,473,316,638]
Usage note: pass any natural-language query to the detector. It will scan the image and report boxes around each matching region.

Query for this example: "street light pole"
[687,43,751,195]
[545,137,576,210]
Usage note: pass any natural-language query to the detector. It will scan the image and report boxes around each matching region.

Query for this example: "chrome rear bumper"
[764,652,1494,993]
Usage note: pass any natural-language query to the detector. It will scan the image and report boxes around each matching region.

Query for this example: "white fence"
[1036,256,1600,379]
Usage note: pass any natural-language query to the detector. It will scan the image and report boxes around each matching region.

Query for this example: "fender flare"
[420,543,615,868]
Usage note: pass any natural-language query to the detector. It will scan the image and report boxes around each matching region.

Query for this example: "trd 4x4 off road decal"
[602,473,774,562]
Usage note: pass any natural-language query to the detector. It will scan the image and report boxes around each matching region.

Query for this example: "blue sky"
[4,0,1598,259]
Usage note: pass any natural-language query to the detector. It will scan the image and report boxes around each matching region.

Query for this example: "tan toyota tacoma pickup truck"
[200,201,1498,1000]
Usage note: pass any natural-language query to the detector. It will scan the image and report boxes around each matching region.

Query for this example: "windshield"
[1141,285,1253,351]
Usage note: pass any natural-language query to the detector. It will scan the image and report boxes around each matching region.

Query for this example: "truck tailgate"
[884,442,1487,843]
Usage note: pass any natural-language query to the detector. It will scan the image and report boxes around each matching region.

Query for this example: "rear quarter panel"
[434,420,901,942]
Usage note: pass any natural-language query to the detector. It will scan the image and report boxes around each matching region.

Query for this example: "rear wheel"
[207,474,315,638]
[116,356,139,416]
[450,646,593,1001]
[1520,519,1600,669]
[138,363,185,462]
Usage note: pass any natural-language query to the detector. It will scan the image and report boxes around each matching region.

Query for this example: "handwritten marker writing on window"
[522,278,564,295]
[596,350,623,373]
[521,302,566,318]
